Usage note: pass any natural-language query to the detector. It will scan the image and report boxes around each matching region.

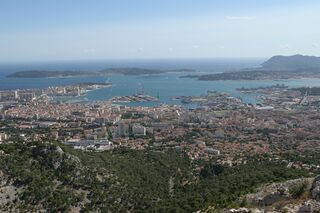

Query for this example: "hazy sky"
[0,0,319,62]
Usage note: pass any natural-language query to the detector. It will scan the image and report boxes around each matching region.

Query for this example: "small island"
[6,70,98,78]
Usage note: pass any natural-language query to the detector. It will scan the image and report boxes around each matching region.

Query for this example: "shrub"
[289,181,308,198]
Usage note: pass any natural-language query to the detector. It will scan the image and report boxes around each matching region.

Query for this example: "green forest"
[0,140,307,212]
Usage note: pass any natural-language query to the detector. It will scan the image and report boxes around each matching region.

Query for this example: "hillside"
[186,55,320,81]
[0,140,306,212]
[222,176,320,213]
[262,55,320,71]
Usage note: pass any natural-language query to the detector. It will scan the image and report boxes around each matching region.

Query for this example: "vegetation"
[281,151,320,166]
[184,55,320,81]
[0,140,307,212]
[289,181,308,198]
[262,55,320,70]
[6,70,96,78]
[7,68,195,78]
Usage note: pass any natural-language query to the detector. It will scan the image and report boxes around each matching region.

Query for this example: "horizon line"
[0,56,272,65]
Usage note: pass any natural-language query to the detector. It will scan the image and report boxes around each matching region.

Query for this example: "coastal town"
[0,82,112,104]
[2,58,320,212]
[1,84,320,169]
[2,0,320,211]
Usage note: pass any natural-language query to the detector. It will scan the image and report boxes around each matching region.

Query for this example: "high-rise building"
[117,122,129,137]
[14,90,19,99]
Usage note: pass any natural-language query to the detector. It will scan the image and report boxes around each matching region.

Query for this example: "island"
[7,68,196,78]
[6,70,98,78]
[182,55,320,81]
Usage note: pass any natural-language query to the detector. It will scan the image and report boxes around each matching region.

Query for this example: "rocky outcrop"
[224,177,320,213]
[227,208,251,213]
[311,175,320,201]
[227,200,320,213]
[226,208,277,213]
[0,170,19,209]
[298,200,320,213]
[246,178,313,206]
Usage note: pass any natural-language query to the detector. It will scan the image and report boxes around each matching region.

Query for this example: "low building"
[214,129,225,139]
[254,105,274,110]
[0,133,8,142]
[38,122,57,128]
[65,139,113,151]
[151,122,171,131]
[204,147,220,155]
[132,124,146,136]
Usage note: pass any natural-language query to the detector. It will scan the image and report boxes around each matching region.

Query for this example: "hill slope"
[261,54,320,70]
[0,140,306,212]
[187,55,320,81]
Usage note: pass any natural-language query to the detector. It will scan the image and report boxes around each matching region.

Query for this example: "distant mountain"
[182,54,320,81]
[261,54,320,70]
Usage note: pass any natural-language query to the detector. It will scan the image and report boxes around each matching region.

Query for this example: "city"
[1,0,320,212]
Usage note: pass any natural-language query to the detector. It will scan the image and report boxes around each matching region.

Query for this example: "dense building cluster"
[1,86,320,166]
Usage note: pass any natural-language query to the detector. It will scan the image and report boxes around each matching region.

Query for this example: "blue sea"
[1,59,320,107]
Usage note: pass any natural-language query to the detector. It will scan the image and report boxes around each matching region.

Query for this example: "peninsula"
[183,55,320,81]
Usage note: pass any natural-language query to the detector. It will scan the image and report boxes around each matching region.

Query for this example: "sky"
[0,0,320,62]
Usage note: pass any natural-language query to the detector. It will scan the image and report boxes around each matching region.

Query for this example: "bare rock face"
[223,177,320,213]
[227,208,251,213]
[246,178,312,206]
[298,200,320,213]
[311,176,320,201]
[55,146,64,155]
[0,170,19,208]
[226,208,275,213]
[282,203,301,213]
